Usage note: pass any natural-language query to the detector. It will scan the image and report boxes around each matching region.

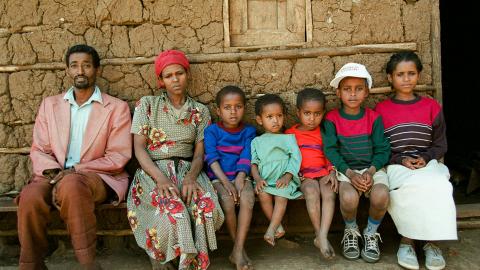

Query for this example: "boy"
[322,63,390,263]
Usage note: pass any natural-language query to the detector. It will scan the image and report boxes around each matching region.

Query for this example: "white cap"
[330,63,373,89]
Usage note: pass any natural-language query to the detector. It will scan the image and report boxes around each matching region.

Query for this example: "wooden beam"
[0,43,417,72]
[0,147,31,154]
[431,0,443,103]
[456,203,480,219]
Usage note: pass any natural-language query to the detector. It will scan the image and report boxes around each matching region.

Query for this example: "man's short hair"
[65,44,100,68]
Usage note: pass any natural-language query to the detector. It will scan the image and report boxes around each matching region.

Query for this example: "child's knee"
[219,194,236,212]
[370,185,389,209]
[240,190,255,209]
[320,187,336,202]
[302,182,320,199]
[340,189,359,209]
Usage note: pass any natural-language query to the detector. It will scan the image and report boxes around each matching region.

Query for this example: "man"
[17,44,132,270]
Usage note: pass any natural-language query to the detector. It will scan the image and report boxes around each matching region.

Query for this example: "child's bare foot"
[314,236,336,259]
[150,258,175,270]
[274,224,285,239]
[229,250,252,270]
[264,228,276,246]
[243,250,252,265]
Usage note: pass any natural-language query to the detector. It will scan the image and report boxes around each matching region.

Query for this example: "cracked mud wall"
[0,0,437,193]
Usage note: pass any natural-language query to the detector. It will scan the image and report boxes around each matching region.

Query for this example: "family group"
[16,45,456,270]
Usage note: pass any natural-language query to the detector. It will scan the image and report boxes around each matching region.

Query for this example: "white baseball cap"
[330,63,372,89]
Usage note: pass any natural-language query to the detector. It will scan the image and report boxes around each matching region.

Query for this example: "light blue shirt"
[64,86,103,168]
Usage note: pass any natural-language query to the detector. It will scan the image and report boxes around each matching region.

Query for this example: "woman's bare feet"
[264,227,276,246]
[229,249,253,270]
[274,224,285,239]
[314,236,335,259]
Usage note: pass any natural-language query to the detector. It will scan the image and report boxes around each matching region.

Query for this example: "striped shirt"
[285,124,333,178]
[322,107,390,174]
[375,95,447,164]
[204,122,256,181]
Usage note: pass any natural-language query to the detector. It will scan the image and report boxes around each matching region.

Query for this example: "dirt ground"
[1,229,479,270]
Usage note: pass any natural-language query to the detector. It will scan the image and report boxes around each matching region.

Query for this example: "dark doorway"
[440,1,480,200]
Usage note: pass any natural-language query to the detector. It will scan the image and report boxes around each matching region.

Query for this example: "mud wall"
[0,0,439,193]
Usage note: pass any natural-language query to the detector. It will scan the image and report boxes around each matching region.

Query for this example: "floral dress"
[127,93,224,270]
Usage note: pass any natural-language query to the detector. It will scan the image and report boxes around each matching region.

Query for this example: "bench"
[2,194,480,238]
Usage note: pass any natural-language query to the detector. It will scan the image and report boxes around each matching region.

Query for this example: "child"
[375,52,456,270]
[204,85,257,270]
[323,63,390,263]
[251,94,302,246]
[285,88,338,259]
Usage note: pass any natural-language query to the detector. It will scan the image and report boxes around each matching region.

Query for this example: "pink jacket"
[30,92,132,203]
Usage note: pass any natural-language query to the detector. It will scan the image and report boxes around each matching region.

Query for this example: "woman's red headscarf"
[154,50,190,88]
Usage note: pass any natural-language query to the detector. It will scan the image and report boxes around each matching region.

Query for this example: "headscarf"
[154,50,190,88]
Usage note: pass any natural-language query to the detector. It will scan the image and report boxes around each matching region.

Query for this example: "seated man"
[16,44,132,270]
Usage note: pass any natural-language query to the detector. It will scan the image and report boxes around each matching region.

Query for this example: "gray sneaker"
[361,232,382,263]
[423,243,446,270]
[397,244,419,270]
[341,228,361,260]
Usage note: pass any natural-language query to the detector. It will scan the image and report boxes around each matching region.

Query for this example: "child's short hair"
[330,63,372,89]
[255,94,286,116]
[386,51,423,75]
[296,88,326,109]
[215,85,246,106]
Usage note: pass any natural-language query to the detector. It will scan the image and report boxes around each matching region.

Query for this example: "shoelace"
[341,228,361,250]
[425,243,442,257]
[364,233,382,253]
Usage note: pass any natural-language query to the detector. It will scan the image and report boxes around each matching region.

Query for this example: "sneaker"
[341,228,361,260]
[397,244,419,270]
[361,232,382,263]
[423,243,446,270]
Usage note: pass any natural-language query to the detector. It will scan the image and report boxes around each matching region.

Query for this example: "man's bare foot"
[264,228,276,246]
[314,236,335,259]
[274,224,285,239]
[150,258,175,270]
[229,250,252,270]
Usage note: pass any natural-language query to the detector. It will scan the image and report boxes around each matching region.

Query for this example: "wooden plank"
[0,198,17,212]
[223,0,231,47]
[456,203,480,219]
[431,0,443,103]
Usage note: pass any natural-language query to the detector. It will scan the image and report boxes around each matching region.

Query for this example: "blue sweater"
[204,122,256,181]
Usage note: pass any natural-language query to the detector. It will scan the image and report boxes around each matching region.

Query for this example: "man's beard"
[74,76,91,89]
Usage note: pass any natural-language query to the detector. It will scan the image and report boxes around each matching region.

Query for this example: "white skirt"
[387,159,457,240]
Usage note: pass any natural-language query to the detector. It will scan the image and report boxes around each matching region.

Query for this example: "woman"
[127,50,224,270]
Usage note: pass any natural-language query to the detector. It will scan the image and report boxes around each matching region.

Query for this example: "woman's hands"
[156,177,180,198]
[182,174,204,205]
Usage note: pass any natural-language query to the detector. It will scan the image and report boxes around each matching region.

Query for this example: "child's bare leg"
[213,182,237,240]
[300,180,322,244]
[368,184,389,221]
[339,182,360,224]
[317,179,336,259]
[264,196,288,246]
[230,182,255,270]
[257,191,285,238]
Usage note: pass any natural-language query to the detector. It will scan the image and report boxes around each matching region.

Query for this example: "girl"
[251,94,302,246]
[204,85,256,270]
[285,88,338,259]
[375,51,457,270]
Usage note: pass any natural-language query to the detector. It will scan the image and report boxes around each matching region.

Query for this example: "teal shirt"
[64,86,103,168]
[251,133,303,199]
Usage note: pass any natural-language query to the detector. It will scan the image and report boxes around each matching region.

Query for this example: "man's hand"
[49,168,75,185]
